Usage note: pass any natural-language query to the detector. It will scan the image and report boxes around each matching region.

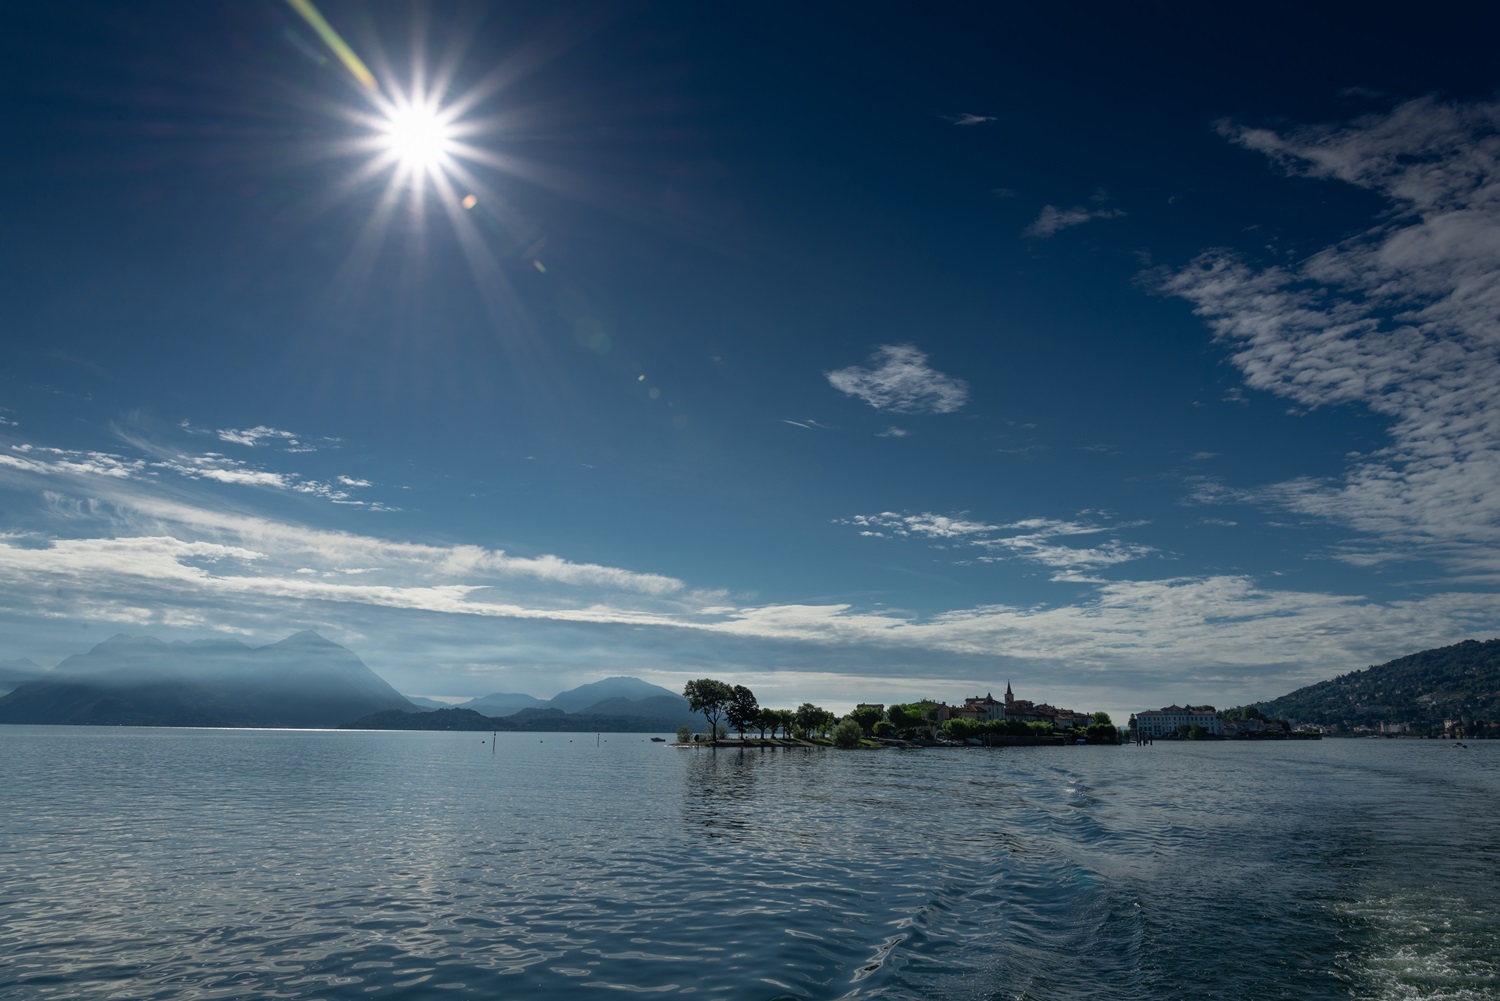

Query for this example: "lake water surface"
[2,727,1496,1000]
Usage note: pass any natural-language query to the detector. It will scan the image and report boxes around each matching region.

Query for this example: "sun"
[380,100,454,173]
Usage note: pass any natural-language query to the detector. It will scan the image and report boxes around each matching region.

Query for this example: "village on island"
[675,679,1316,748]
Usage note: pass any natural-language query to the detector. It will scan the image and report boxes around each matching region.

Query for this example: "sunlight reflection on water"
[2,729,1497,1000]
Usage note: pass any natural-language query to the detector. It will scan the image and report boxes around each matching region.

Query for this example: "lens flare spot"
[462,194,478,209]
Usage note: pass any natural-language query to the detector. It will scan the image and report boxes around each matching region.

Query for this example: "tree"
[849,706,884,735]
[942,717,981,741]
[676,725,692,743]
[1085,721,1118,745]
[888,702,935,738]
[795,702,834,739]
[873,720,894,738]
[726,684,760,738]
[816,708,837,737]
[755,706,780,739]
[832,718,864,748]
[776,708,797,739]
[1090,711,1113,726]
[683,679,733,740]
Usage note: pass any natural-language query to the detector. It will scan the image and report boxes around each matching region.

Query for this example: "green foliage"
[794,702,835,738]
[849,706,884,735]
[831,718,864,748]
[942,717,981,740]
[1090,711,1113,726]
[887,702,933,737]
[872,720,894,738]
[676,725,692,743]
[683,678,733,738]
[1084,722,1118,744]
[726,684,759,737]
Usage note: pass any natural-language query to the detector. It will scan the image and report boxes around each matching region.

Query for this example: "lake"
[1,727,1496,1000]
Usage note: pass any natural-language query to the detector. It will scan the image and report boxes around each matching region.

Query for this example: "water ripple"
[3,730,1499,999]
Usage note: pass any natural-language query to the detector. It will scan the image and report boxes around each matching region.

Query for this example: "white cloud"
[1,446,144,479]
[1160,96,1500,573]
[1024,204,1125,238]
[944,113,996,126]
[3,431,390,511]
[179,422,333,453]
[3,452,1497,716]
[825,344,969,414]
[841,511,1155,574]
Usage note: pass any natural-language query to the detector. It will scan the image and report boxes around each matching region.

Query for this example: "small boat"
[650,736,666,742]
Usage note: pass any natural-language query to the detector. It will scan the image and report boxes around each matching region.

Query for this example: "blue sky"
[3,1,1499,721]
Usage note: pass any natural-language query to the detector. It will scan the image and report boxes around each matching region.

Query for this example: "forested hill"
[1253,638,1500,728]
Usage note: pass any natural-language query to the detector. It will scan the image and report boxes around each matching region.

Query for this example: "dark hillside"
[1253,638,1500,730]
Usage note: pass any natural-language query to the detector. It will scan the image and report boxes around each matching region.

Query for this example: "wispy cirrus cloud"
[3,432,386,510]
[826,345,969,414]
[839,511,1155,574]
[1159,96,1500,575]
[180,422,336,453]
[1024,203,1125,238]
[0,445,145,479]
[944,112,996,126]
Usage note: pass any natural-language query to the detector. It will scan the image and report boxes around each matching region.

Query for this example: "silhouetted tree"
[726,684,759,738]
[683,679,732,740]
[754,706,779,739]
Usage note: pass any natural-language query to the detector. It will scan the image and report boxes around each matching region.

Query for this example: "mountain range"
[456,676,693,721]
[348,676,700,732]
[0,631,413,728]
[0,633,697,731]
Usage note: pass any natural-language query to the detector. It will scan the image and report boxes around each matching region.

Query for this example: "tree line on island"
[679,678,1118,748]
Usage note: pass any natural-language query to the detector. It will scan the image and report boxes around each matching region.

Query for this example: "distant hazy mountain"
[404,695,456,711]
[346,705,692,733]
[457,677,692,723]
[460,691,549,716]
[574,694,694,720]
[0,658,44,696]
[349,677,701,733]
[1249,637,1500,728]
[0,631,414,728]
[548,677,683,714]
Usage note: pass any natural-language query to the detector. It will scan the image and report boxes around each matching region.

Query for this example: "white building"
[1132,705,1223,738]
